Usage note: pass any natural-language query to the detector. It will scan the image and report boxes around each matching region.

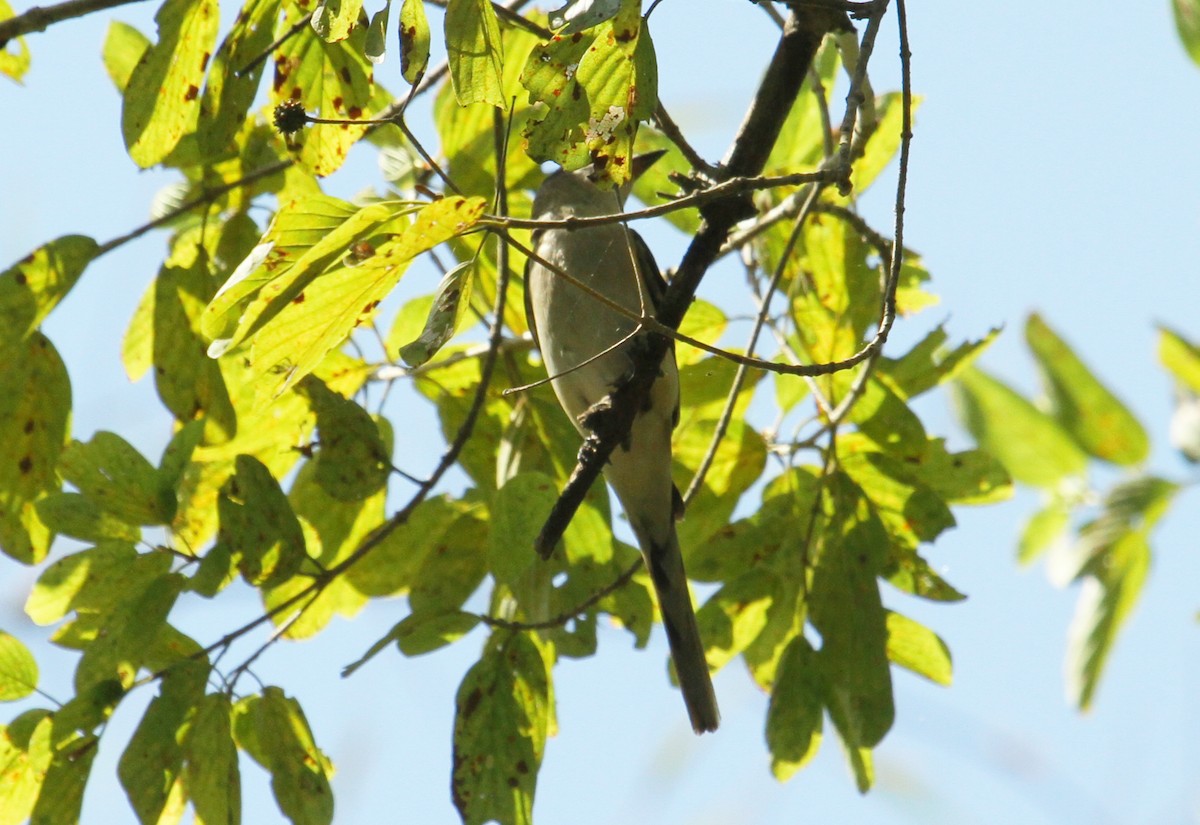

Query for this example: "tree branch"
[0,0,147,45]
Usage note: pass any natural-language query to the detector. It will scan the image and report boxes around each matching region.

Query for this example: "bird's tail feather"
[645,529,720,734]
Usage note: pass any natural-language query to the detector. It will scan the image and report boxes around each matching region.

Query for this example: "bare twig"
[0,0,145,44]
[478,557,643,631]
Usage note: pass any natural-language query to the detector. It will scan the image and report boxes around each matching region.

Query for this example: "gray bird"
[524,156,720,733]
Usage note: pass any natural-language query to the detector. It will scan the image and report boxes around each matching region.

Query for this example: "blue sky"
[3,0,1200,823]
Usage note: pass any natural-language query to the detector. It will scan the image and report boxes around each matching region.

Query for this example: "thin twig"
[482,169,838,232]
[95,160,289,258]
[0,0,145,44]
[478,558,643,631]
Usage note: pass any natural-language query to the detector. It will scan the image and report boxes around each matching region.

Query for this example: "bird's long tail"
[644,528,720,733]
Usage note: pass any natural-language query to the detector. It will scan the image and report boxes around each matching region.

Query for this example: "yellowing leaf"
[272,20,374,176]
[1158,325,1200,393]
[197,0,281,156]
[0,631,38,701]
[522,6,658,185]
[237,196,485,401]
[445,0,504,107]
[102,21,151,92]
[0,0,31,83]
[121,0,219,167]
[885,611,952,686]
[312,0,363,42]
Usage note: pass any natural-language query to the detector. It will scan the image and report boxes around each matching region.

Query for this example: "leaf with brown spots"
[452,632,550,825]
[521,0,658,186]
[0,331,69,563]
[0,235,97,353]
[121,0,219,168]
[271,14,374,176]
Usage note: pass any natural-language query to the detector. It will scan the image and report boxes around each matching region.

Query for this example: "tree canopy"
[1,0,1199,823]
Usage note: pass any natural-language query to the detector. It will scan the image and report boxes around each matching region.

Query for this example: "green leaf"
[879,324,999,400]
[1158,325,1200,393]
[885,611,952,686]
[489,473,558,585]
[25,543,170,625]
[810,474,893,749]
[452,632,550,825]
[125,260,237,439]
[0,631,37,701]
[1066,531,1150,711]
[34,493,141,543]
[837,443,955,548]
[197,0,281,156]
[398,259,476,366]
[233,688,334,825]
[345,494,465,596]
[312,0,363,42]
[102,21,151,92]
[1018,500,1070,565]
[118,690,190,825]
[0,0,31,83]
[1065,476,1177,709]
[0,235,97,346]
[1174,0,1200,66]
[298,377,391,500]
[30,730,99,825]
[846,377,927,460]
[0,332,70,564]
[906,437,1011,506]
[1025,313,1149,466]
[765,637,823,781]
[398,0,430,82]
[75,573,184,692]
[59,432,174,526]
[365,2,389,63]
[217,455,307,587]
[121,0,219,167]
[395,610,482,657]
[409,504,490,614]
[445,0,505,107]
[695,568,780,672]
[183,694,241,825]
[271,19,374,176]
[951,367,1088,488]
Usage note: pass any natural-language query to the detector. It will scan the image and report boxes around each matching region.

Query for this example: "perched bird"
[524,155,720,733]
